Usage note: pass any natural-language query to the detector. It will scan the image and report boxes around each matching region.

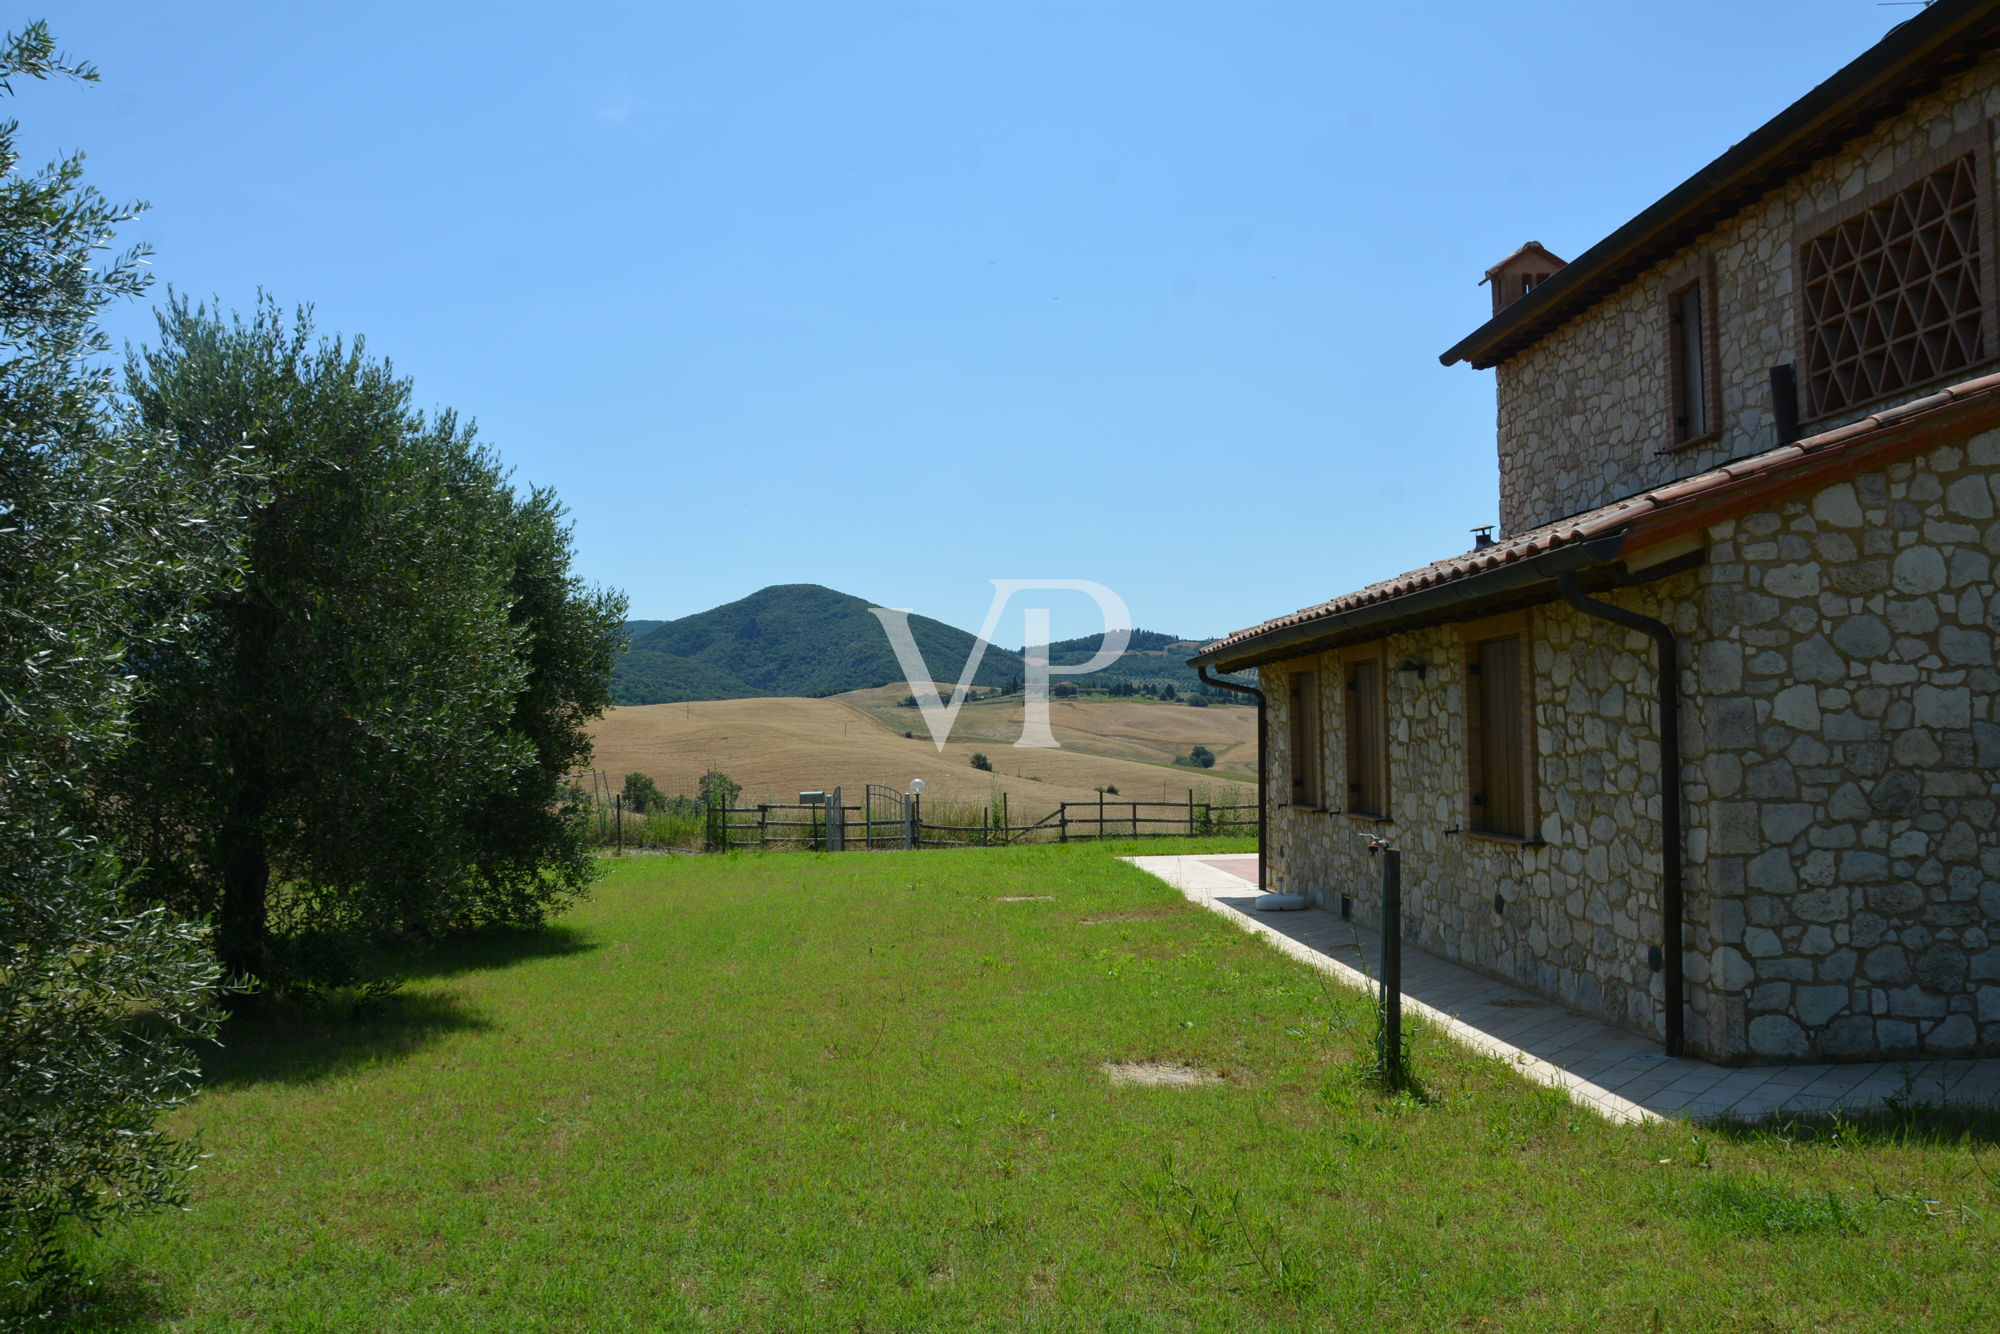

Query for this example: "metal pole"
[1378,845,1403,1088]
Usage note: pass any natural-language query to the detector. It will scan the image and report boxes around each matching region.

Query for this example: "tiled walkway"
[1126,852,2000,1125]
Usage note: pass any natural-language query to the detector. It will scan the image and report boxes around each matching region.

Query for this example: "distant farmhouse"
[1193,0,2000,1064]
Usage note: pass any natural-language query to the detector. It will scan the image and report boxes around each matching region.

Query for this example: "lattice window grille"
[1800,153,1986,416]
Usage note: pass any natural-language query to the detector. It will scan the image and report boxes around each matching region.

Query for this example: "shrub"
[622,772,665,814]
[697,768,742,809]
[970,753,993,772]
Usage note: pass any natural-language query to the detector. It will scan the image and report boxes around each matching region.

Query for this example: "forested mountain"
[611,588,1246,705]
[613,585,1022,703]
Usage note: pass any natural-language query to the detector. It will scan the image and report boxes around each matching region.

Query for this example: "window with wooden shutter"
[1462,613,1535,841]
[1663,255,1720,447]
[1288,668,1321,808]
[1344,652,1387,818]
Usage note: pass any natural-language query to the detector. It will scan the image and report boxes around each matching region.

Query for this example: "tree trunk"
[217,814,269,984]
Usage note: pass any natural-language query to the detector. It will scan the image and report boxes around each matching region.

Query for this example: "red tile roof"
[1194,371,2000,667]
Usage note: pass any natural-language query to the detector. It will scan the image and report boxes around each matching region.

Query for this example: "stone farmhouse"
[1191,0,2000,1064]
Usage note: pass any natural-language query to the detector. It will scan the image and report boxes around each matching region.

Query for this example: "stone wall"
[1262,432,2000,1064]
[1260,571,1710,1051]
[1492,55,2000,535]
[1688,430,2000,1061]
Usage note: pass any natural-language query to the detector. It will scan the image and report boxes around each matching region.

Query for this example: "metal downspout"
[1197,666,1266,892]
[1555,571,1685,1057]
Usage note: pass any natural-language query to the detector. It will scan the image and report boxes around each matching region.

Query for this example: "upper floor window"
[1663,256,1719,447]
[1796,133,1998,419]
[1288,666,1322,809]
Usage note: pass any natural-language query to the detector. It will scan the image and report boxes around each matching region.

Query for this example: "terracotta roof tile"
[1196,372,2000,662]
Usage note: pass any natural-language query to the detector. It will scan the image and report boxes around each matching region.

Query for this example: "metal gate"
[863,784,911,850]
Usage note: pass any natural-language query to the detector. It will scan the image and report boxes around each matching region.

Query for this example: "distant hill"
[614,584,1023,704]
[611,587,1248,706]
[1023,627,1252,694]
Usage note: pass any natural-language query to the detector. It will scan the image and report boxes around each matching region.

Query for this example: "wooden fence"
[702,791,1253,853]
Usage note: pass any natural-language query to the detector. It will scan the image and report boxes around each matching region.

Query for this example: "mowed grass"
[50,844,2000,1331]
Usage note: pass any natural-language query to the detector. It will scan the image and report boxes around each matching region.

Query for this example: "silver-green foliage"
[105,294,626,989]
[0,23,233,1290]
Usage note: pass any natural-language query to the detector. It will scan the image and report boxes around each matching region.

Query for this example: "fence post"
[759,803,768,851]
[1059,804,1068,843]
[1376,844,1404,1089]
[1187,788,1195,837]
[1001,791,1008,833]
[1098,789,1105,840]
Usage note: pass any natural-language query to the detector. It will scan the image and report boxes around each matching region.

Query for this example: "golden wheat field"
[836,683,1258,777]
[586,688,1256,812]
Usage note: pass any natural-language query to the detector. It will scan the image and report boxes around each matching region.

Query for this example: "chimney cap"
[1479,240,1569,286]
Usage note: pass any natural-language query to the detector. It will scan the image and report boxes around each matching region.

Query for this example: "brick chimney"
[1481,241,1568,316]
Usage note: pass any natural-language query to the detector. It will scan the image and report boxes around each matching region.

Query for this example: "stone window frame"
[1459,610,1540,845]
[1791,124,2000,424]
[1286,662,1325,810]
[1339,640,1391,821]
[1661,254,1721,452]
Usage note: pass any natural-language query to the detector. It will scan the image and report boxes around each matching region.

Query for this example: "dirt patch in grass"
[1101,1061,1224,1088]
[1078,907,1181,925]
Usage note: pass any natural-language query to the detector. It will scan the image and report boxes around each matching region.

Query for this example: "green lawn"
[42,842,2000,1330]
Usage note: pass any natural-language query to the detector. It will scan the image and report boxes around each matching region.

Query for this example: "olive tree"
[104,297,625,989]
[0,23,234,1294]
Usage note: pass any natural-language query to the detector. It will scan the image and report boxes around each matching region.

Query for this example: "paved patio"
[1126,852,2000,1125]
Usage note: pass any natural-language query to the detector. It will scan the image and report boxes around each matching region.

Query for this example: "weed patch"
[1674,1174,1866,1237]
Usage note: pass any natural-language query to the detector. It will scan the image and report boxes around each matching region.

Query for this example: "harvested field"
[588,693,1253,810]
[835,684,1258,778]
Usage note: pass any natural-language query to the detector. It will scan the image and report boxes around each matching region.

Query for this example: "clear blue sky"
[26,1,1907,644]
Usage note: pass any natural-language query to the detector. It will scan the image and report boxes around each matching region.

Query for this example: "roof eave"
[1187,532,1631,673]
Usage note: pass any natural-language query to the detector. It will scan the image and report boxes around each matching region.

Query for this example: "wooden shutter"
[1346,658,1385,816]
[1475,637,1526,837]
[1289,669,1320,808]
